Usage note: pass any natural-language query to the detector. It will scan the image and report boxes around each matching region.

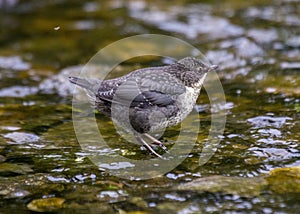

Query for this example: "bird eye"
[197,67,203,72]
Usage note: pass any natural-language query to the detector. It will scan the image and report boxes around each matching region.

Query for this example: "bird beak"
[209,65,218,71]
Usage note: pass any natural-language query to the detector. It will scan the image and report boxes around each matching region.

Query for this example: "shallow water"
[0,0,300,213]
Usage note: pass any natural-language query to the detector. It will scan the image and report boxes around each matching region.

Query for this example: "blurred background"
[0,0,300,213]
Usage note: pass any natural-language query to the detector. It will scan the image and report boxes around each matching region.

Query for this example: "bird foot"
[140,143,163,159]
[135,134,166,159]
[143,133,169,154]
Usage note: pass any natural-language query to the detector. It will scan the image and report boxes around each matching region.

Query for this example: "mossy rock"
[267,166,300,193]
[27,197,65,212]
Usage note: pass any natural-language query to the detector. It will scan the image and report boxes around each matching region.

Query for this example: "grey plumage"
[69,57,217,158]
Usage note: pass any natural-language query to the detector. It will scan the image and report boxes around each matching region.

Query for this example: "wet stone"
[267,166,300,194]
[247,29,278,45]
[0,163,33,175]
[1,190,31,199]
[177,175,268,197]
[0,155,6,163]
[98,190,128,203]
[38,65,81,96]
[205,50,246,70]
[247,147,298,163]
[247,116,292,128]
[0,56,31,71]
[64,202,114,213]
[129,4,244,39]
[156,202,199,214]
[0,86,38,98]
[286,36,300,47]
[0,173,65,199]
[3,132,40,144]
[0,126,21,131]
[281,62,300,70]
[27,197,65,212]
[233,38,265,58]
[39,64,111,97]
[64,184,127,204]
[40,122,78,147]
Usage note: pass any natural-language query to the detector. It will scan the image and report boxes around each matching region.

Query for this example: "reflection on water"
[0,0,300,213]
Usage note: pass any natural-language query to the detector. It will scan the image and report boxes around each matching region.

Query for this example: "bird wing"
[131,90,175,107]
[96,80,176,107]
[96,69,186,107]
[136,68,186,95]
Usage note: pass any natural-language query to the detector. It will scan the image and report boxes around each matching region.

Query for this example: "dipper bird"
[69,57,217,158]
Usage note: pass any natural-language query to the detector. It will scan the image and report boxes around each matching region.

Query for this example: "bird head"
[178,57,218,75]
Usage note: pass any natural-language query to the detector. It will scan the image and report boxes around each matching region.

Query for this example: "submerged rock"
[177,175,267,197]
[0,163,33,175]
[0,173,65,199]
[64,202,114,213]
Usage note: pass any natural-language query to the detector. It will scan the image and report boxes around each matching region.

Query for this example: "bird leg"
[143,133,169,153]
[134,134,163,159]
